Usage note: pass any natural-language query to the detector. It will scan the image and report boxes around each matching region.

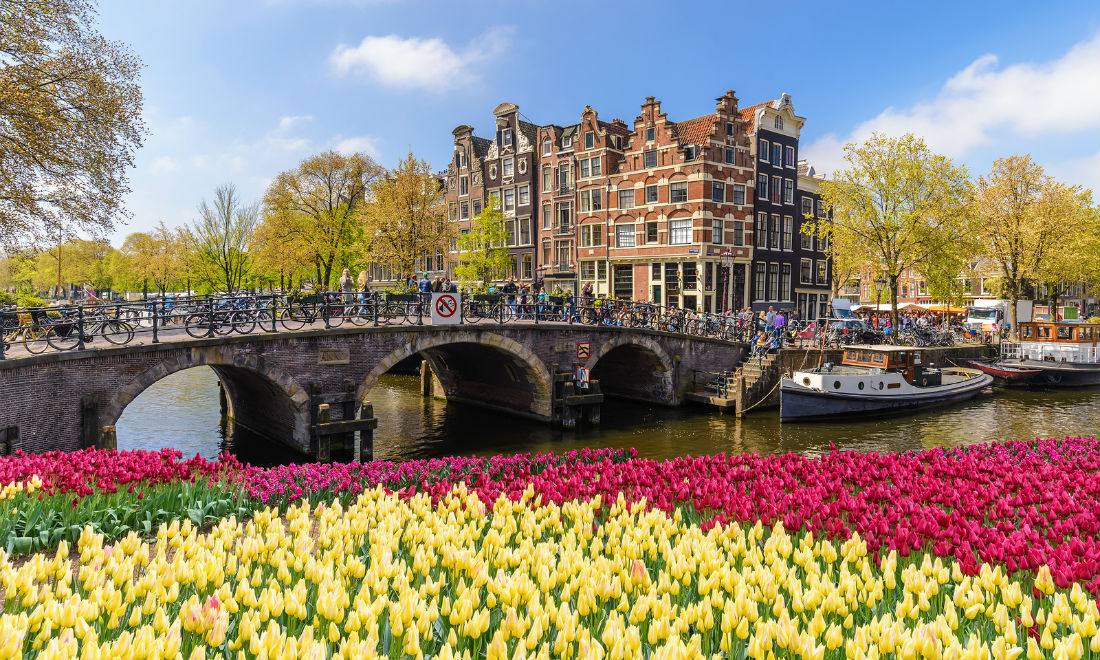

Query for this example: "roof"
[672,115,714,145]
[470,136,492,159]
[738,101,774,134]
[561,125,578,139]
[518,120,539,148]
[598,120,631,137]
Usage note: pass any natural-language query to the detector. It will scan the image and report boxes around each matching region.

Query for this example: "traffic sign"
[576,341,590,360]
[575,366,590,384]
[431,293,460,325]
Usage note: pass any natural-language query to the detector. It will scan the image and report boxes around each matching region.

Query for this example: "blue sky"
[97,0,1100,245]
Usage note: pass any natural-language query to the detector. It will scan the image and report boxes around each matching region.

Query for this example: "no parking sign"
[430,292,460,325]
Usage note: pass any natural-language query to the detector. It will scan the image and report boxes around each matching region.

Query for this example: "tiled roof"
[598,120,631,137]
[518,120,539,147]
[673,115,714,145]
[738,101,774,135]
[470,136,492,159]
[561,124,578,139]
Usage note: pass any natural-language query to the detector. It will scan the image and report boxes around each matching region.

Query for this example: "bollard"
[151,301,159,344]
[100,425,117,450]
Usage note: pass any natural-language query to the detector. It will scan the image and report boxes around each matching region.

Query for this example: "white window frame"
[518,185,529,207]
[733,184,746,206]
[759,139,770,162]
[670,181,688,204]
[800,258,812,284]
[618,189,634,209]
[785,146,795,168]
[580,224,603,247]
[725,147,735,164]
[711,181,724,203]
[782,215,793,251]
[757,174,768,200]
[783,179,794,205]
[584,131,594,149]
[459,175,469,197]
[711,219,722,244]
[616,224,636,248]
[733,220,744,246]
[502,157,514,178]
[542,139,552,156]
[644,150,657,168]
[503,188,515,211]
[501,128,513,146]
[669,219,691,245]
[646,185,659,204]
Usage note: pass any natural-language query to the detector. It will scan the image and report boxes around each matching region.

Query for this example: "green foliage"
[454,196,511,290]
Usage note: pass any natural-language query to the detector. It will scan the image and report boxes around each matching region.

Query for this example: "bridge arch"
[101,347,312,451]
[585,334,676,404]
[360,331,553,420]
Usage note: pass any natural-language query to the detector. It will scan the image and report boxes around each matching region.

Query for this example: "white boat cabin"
[793,345,959,394]
[1013,321,1100,364]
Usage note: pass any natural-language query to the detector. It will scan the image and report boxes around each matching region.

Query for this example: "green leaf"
[188,508,203,526]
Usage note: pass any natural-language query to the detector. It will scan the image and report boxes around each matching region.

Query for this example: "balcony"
[554,222,575,235]
[556,184,574,196]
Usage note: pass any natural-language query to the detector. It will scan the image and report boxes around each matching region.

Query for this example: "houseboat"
[780,345,992,420]
[998,320,1100,387]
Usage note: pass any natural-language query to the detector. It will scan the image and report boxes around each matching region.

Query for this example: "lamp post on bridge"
[720,250,733,313]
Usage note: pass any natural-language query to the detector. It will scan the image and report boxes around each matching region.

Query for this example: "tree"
[263,151,383,288]
[30,237,115,295]
[250,206,316,291]
[191,184,258,294]
[360,151,450,284]
[454,196,510,291]
[813,133,973,327]
[975,156,1099,333]
[118,222,179,296]
[0,0,146,248]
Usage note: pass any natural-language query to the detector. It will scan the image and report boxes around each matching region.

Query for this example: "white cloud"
[802,31,1100,177]
[1045,150,1100,192]
[149,156,180,174]
[189,155,209,169]
[332,135,380,157]
[328,27,513,91]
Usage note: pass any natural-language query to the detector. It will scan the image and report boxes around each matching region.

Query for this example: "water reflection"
[115,366,1100,467]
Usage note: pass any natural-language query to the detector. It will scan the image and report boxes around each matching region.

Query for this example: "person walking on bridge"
[339,269,354,308]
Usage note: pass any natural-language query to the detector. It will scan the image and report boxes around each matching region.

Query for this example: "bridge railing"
[1,293,762,358]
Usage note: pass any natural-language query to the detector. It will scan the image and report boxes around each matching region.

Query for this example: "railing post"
[207,300,215,337]
[323,298,330,329]
[76,305,86,351]
[372,297,379,327]
[270,295,278,333]
[151,301,159,344]
[417,295,424,326]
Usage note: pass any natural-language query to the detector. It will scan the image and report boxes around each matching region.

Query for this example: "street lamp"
[874,277,886,323]
[720,250,733,313]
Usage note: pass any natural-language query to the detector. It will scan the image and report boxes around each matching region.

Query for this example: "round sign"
[435,294,458,318]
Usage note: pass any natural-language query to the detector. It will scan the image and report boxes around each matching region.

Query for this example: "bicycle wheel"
[46,324,80,351]
[377,303,407,325]
[211,311,234,336]
[324,307,345,328]
[231,311,256,334]
[347,306,369,326]
[102,320,135,345]
[22,327,48,354]
[252,309,275,332]
[185,314,212,338]
[279,307,308,331]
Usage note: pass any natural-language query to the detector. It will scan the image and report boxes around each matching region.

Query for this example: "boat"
[998,319,1100,387]
[965,360,1042,387]
[780,345,992,420]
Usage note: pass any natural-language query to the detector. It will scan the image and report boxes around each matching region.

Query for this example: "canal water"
[115,366,1100,466]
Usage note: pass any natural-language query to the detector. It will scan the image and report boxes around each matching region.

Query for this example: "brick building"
[534,121,580,295]
[600,92,756,311]
[444,103,540,284]
[794,161,833,319]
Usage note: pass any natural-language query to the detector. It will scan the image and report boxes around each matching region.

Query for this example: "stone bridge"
[0,325,746,458]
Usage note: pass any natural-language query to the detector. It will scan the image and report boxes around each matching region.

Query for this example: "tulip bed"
[2,487,1099,660]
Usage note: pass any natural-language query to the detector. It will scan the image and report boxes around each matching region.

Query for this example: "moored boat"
[965,360,1042,387]
[1000,320,1100,387]
[781,345,992,420]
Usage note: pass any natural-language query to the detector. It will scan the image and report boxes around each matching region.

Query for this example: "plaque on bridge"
[318,348,350,365]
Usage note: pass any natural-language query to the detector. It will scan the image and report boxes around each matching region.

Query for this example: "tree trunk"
[889,275,899,333]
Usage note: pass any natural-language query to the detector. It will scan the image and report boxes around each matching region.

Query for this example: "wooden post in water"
[358,402,377,462]
[420,360,433,398]
[316,404,331,462]
[100,426,117,450]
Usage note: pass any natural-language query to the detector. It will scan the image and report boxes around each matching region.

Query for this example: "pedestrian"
[501,277,518,319]
[444,278,457,293]
[766,305,777,332]
[518,284,529,320]
[774,309,786,347]
[356,270,369,313]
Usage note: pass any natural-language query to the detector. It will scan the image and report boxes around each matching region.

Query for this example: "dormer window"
[584,131,594,149]
[562,136,572,148]
[645,126,655,142]
[683,145,696,162]
[500,128,513,146]
[774,116,784,130]
[727,122,734,137]
[457,149,467,168]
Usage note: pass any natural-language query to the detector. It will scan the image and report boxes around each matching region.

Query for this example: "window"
[500,128,512,146]
[682,262,697,290]
[519,220,531,245]
[504,188,515,210]
[562,136,572,148]
[754,263,766,301]
[767,263,779,300]
[555,240,572,267]
[801,197,813,217]
[590,157,601,176]
[448,203,457,221]
[801,259,812,284]
[646,221,658,243]
[646,185,658,204]
[670,182,688,203]
[725,147,735,164]
[523,254,533,279]
[579,260,607,282]
[684,145,696,161]
[759,139,770,162]
[782,216,793,250]
[542,240,551,265]
[755,212,767,248]
[519,185,529,206]
[555,202,573,232]
[733,184,745,205]
[772,143,782,165]
[801,230,812,250]
[757,174,768,199]
[473,200,482,216]
[580,224,603,247]
[769,214,780,248]
[579,189,602,212]
[556,164,572,191]
[712,219,722,244]
[644,150,657,168]
[542,165,552,190]
[459,176,469,196]
[652,263,661,280]
[705,262,714,291]
[711,182,724,203]
[771,176,782,203]
[775,116,783,130]
[783,179,794,204]
[727,122,734,136]
[457,150,467,168]
[504,219,516,246]
[618,189,634,209]
[669,219,691,245]
[817,261,827,285]
[816,200,824,217]
[613,265,633,299]
[584,131,594,149]
[646,126,655,141]
[785,146,794,168]
[616,224,636,247]
[666,263,680,290]
[542,139,552,156]
[580,159,590,178]
[781,264,792,301]
[733,221,744,246]
[542,203,551,229]
[503,158,514,178]
[459,201,469,219]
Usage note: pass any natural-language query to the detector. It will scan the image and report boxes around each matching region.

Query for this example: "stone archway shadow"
[584,334,677,404]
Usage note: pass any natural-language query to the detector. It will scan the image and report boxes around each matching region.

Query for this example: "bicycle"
[45,308,136,350]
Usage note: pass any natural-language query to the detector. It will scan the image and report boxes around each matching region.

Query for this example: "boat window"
[833,381,841,389]
[860,350,872,363]
[845,350,856,362]
[1057,326,1074,340]
[1021,325,1033,339]
[872,353,885,364]
[897,352,907,362]
[858,382,865,390]
[913,353,921,364]
[1038,326,1051,339]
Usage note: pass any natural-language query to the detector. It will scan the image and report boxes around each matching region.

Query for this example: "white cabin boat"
[1000,320,1100,387]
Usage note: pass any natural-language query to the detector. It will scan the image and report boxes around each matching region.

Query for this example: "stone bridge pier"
[0,325,746,459]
